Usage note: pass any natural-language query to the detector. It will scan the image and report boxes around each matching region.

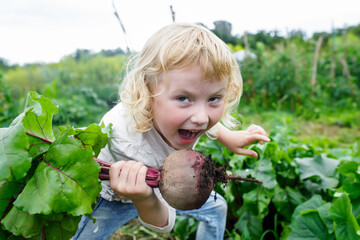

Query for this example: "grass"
[109,219,174,240]
[239,109,360,149]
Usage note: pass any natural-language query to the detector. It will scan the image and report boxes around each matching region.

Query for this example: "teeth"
[179,129,201,140]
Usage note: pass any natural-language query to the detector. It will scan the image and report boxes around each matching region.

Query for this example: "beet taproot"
[159,149,216,210]
[96,149,262,210]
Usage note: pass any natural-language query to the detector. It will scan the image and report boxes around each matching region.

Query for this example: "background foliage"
[1,21,359,239]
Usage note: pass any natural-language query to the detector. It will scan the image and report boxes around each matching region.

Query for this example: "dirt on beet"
[199,154,228,188]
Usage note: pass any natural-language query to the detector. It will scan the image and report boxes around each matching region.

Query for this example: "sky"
[1,0,359,65]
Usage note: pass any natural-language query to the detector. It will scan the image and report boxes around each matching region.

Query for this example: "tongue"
[179,130,197,140]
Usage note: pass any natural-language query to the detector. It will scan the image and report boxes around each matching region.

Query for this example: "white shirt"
[98,102,176,233]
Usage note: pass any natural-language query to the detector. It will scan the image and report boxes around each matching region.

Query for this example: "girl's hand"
[109,160,170,228]
[217,123,270,158]
[109,160,154,202]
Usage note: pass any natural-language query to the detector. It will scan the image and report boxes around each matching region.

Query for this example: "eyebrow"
[174,86,226,96]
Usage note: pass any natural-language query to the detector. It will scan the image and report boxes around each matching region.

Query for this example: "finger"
[247,124,258,130]
[256,134,271,142]
[136,165,148,186]
[247,125,268,136]
[234,148,258,158]
[109,161,126,180]
[109,161,127,190]
[244,134,270,145]
[246,124,262,132]
[126,161,144,189]
[118,161,137,185]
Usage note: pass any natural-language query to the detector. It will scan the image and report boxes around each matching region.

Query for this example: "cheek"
[153,102,184,131]
[162,109,186,128]
[209,105,225,126]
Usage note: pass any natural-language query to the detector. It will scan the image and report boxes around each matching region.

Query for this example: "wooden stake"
[311,36,323,87]
[170,5,176,22]
[340,58,355,97]
[244,31,249,59]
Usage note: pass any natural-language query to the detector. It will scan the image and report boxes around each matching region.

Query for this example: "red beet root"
[95,149,262,210]
[159,149,216,210]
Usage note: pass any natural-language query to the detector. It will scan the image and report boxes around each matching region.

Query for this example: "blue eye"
[177,96,189,102]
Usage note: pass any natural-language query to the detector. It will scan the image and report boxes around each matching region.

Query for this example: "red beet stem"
[100,166,110,172]
[93,157,112,167]
[94,157,161,187]
[98,172,110,180]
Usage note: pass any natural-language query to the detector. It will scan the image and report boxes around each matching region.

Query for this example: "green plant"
[0,92,110,239]
[195,121,360,240]
[173,216,198,240]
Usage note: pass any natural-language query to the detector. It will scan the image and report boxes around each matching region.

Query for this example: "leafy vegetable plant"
[196,126,360,240]
[0,92,110,239]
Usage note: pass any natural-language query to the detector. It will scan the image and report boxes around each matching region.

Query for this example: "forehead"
[164,65,226,83]
[157,66,227,91]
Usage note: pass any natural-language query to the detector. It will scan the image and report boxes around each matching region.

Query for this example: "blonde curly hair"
[120,23,243,136]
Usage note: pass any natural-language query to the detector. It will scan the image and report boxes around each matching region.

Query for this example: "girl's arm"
[216,123,270,158]
[109,161,169,228]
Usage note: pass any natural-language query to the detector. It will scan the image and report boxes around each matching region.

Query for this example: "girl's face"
[152,66,227,150]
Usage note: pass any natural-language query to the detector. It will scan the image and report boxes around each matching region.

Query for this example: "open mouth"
[178,129,201,144]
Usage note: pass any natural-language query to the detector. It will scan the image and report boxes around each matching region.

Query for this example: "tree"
[211,20,239,45]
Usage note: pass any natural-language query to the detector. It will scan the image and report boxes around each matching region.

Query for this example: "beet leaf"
[0,91,110,239]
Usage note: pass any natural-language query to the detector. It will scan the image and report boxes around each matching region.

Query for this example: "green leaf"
[14,130,101,216]
[288,195,335,240]
[328,194,360,240]
[291,194,323,221]
[352,197,360,222]
[317,202,334,234]
[2,207,81,239]
[173,216,198,240]
[286,186,307,207]
[0,91,59,188]
[253,157,277,189]
[0,91,108,238]
[22,91,58,158]
[288,143,316,159]
[272,185,306,221]
[1,207,45,238]
[228,153,246,170]
[235,206,263,240]
[22,91,58,143]
[0,91,60,187]
[243,187,273,219]
[338,161,359,175]
[338,161,360,198]
[272,185,292,220]
[295,154,339,191]
[263,141,279,160]
[0,180,25,219]
[0,122,32,184]
[288,210,335,240]
[279,222,291,240]
[74,123,110,156]
[40,214,81,240]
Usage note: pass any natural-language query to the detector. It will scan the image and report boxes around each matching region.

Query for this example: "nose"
[190,106,209,126]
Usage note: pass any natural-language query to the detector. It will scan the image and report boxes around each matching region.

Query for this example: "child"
[71,23,270,240]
